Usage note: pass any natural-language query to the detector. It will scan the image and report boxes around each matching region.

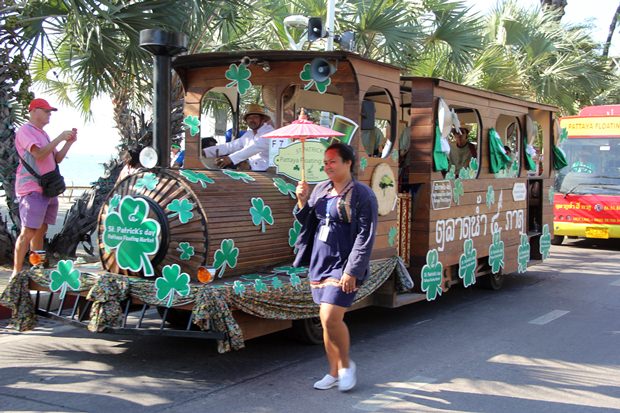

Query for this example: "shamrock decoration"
[421,249,443,301]
[540,224,551,259]
[183,115,200,136]
[488,230,505,274]
[109,194,121,212]
[49,260,81,299]
[177,242,195,261]
[254,279,268,293]
[379,174,394,195]
[469,157,479,173]
[359,157,368,172]
[458,167,470,180]
[135,173,159,191]
[225,63,252,95]
[453,178,464,205]
[559,127,568,144]
[486,185,495,209]
[299,63,331,94]
[289,220,302,249]
[548,186,555,205]
[391,150,399,162]
[517,233,530,273]
[458,239,477,288]
[271,277,284,289]
[273,266,307,276]
[273,177,296,198]
[388,226,398,247]
[290,273,302,288]
[223,169,255,183]
[445,165,456,180]
[102,196,160,277]
[155,264,191,308]
[213,238,239,277]
[249,197,274,233]
[232,280,246,296]
[180,170,214,188]
[166,198,195,224]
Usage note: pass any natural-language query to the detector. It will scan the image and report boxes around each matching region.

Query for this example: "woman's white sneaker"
[338,361,357,392]
[314,374,338,390]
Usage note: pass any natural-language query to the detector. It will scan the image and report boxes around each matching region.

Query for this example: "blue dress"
[309,189,360,307]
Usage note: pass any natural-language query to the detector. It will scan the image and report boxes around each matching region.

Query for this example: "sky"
[41,0,619,158]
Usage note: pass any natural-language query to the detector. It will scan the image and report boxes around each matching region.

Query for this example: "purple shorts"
[18,192,59,229]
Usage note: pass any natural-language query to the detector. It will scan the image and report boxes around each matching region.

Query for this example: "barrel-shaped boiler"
[97,168,298,280]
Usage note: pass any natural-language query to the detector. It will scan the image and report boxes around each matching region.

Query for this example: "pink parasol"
[262,109,344,181]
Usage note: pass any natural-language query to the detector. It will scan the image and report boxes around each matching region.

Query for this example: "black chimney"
[139,29,188,167]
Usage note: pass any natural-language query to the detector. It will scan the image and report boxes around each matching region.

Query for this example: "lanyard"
[324,181,353,226]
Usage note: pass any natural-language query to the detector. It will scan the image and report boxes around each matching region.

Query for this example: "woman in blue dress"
[294,143,378,392]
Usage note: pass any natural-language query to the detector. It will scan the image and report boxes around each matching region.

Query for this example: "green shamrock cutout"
[486,185,495,209]
[223,169,255,183]
[102,196,160,277]
[213,238,239,277]
[183,115,200,136]
[135,173,159,191]
[109,194,121,212]
[289,220,302,249]
[249,197,274,233]
[254,279,268,293]
[458,239,477,288]
[273,177,296,198]
[453,178,464,205]
[273,266,306,276]
[548,186,555,205]
[155,264,191,308]
[232,280,246,296]
[272,278,284,289]
[290,273,302,288]
[299,63,331,94]
[391,150,399,162]
[488,230,505,274]
[180,170,214,188]
[166,198,195,224]
[50,260,81,299]
[379,174,394,195]
[540,224,551,259]
[360,157,368,171]
[177,242,195,261]
[225,63,252,95]
[458,167,470,180]
[445,165,456,180]
[469,157,479,174]
[421,249,443,301]
[559,127,568,144]
[388,227,398,247]
[517,233,530,273]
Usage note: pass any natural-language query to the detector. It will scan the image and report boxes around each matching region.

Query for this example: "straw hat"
[243,104,271,121]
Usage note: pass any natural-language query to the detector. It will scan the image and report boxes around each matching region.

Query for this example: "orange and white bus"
[553,105,620,244]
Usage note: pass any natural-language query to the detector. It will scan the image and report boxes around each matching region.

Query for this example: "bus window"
[448,107,481,178]
[494,115,521,178]
[361,88,396,159]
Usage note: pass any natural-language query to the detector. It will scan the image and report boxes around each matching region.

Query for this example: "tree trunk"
[540,0,568,19]
[603,2,620,58]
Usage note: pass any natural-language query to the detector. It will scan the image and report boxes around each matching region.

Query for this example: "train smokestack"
[139,29,188,167]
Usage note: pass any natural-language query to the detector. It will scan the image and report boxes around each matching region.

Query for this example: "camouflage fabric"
[0,271,36,331]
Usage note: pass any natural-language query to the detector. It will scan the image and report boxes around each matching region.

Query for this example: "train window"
[361,88,396,158]
[494,115,521,178]
[526,118,544,177]
[199,89,235,146]
[448,107,481,178]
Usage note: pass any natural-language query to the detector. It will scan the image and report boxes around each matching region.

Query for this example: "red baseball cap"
[28,98,58,112]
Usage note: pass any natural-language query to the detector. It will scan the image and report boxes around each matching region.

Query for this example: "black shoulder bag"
[16,150,66,198]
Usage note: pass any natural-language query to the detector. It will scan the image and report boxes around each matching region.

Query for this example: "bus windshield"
[555,136,620,195]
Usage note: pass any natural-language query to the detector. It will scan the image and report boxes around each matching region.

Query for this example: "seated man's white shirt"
[203,123,274,171]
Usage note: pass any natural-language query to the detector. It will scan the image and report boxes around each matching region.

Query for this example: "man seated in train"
[449,127,476,174]
[203,104,274,171]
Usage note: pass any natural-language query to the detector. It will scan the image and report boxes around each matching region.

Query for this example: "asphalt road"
[1,239,619,413]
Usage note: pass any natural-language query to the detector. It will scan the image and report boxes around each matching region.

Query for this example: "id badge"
[318,225,330,242]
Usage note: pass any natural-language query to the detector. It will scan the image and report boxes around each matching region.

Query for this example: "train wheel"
[292,317,323,345]
[479,272,504,291]
[551,235,564,245]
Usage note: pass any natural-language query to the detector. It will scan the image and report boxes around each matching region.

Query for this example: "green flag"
[433,124,449,172]
[488,128,512,173]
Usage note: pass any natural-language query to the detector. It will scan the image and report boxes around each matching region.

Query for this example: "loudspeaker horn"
[307,17,325,42]
[310,58,336,83]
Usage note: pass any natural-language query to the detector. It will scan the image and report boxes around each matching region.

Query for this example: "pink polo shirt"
[15,123,57,197]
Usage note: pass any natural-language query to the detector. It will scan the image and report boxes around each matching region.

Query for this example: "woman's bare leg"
[320,303,350,376]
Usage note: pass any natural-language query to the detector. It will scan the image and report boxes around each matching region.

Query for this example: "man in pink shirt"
[12,98,77,276]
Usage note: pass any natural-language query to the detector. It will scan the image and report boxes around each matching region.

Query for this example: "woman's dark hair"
[326,142,356,172]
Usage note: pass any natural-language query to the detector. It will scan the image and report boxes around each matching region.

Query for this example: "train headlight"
[139,146,159,168]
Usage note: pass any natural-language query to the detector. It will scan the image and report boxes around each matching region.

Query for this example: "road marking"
[353,375,436,411]
[529,310,570,325]
[610,278,620,286]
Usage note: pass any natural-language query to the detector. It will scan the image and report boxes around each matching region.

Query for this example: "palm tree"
[603,1,620,58]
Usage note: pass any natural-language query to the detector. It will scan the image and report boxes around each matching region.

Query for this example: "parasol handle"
[301,138,306,182]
